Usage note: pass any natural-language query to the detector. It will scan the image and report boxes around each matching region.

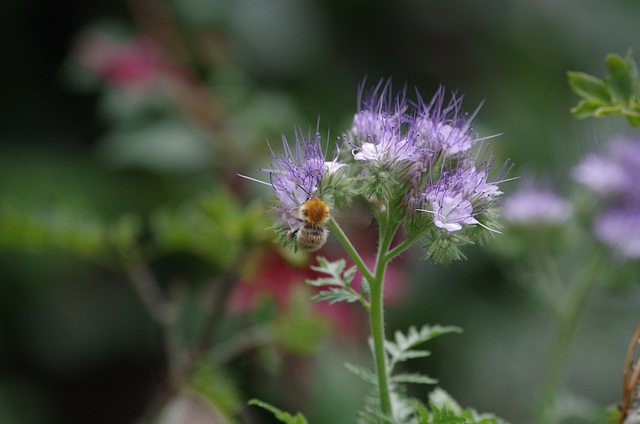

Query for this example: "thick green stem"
[329,219,373,282]
[369,219,400,418]
[331,214,402,419]
[369,274,392,416]
[384,230,424,262]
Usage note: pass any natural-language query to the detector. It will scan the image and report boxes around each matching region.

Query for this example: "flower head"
[409,87,480,157]
[346,80,511,233]
[416,153,511,233]
[247,125,345,227]
[350,80,420,164]
[594,207,640,260]
[572,136,640,203]
[243,79,512,259]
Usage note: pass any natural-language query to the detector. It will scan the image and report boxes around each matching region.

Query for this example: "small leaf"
[391,372,438,385]
[343,265,357,285]
[305,277,340,287]
[425,403,466,424]
[344,363,377,385]
[310,256,346,278]
[248,399,309,424]
[606,53,634,103]
[387,325,461,371]
[569,99,601,118]
[567,71,610,103]
[360,278,370,296]
[312,288,360,304]
[397,349,431,360]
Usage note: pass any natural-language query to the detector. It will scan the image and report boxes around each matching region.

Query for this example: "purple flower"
[416,152,512,232]
[241,125,344,221]
[594,207,640,260]
[350,79,407,142]
[352,132,418,163]
[424,192,479,232]
[502,184,573,225]
[572,136,640,203]
[571,153,627,196]
[409,87,484,158]
[350,80,421,164]
[571,135,640,259]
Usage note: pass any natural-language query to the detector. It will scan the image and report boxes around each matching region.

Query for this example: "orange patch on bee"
[300,198,330,227]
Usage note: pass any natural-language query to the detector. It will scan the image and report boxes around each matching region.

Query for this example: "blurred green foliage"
[569,51,640,126]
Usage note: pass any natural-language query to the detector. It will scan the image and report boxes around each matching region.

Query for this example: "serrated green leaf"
[312,287,360,304]
[427,404,466,424]
[398,349,431,360]
[395,325,463,351]
[391,373,438,385]
[567,71,610,103]
[387,325,461,372]
[310,256,346,278]
[344,362,377,385]
[305,277,341,287]
[343,265,357,285]
[423,388,511,424]
[428,388,463,415]
[360,278,370,296]
[606,53,634,103]
[248,399,309,424]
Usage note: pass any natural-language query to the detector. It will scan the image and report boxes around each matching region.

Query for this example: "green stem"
[329,219,373,282]
[536,251,603,424]
[384,230,424,261]
[330,215,400,419]
[369,219,400,419]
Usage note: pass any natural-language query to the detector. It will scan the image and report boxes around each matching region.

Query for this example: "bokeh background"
[1,0,640,423]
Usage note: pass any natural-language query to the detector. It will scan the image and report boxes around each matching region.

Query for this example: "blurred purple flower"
[572,135,640,259]
[502,185,573,225]
[572,136,640,203]
[572,153,627,197]
[594,207,640,260]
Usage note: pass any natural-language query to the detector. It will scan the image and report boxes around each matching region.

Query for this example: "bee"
[287,197,331,252]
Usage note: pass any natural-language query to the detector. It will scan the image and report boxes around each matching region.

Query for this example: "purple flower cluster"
[349,80,511,232]
[572,136,640,259]
[246,80,511,237]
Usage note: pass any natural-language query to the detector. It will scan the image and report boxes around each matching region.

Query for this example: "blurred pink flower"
[229,241,407,340]
[72,30,188,89]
